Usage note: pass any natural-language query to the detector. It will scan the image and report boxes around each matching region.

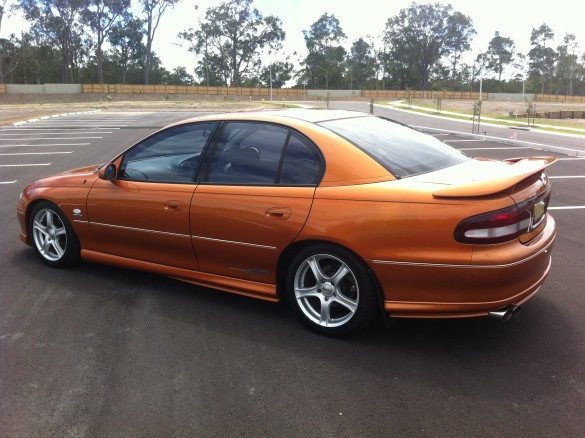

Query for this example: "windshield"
[320,116,468,178]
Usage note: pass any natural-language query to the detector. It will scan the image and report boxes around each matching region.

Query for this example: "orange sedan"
[17,110,556,335]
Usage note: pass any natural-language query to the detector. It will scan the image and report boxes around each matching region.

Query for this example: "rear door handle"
[265,207,292,220]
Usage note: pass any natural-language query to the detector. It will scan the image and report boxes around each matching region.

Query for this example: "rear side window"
[280,133,321,185]
[205,122,322,186]
[320,116,468,178]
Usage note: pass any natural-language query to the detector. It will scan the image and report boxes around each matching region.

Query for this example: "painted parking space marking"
[0,137,103,140]
[443,139,486,143]
[0,180,17,184]
[0,132,114,136]
[0,152,73,156]
[0,143,90,148]
[459,146,532,151]
[549,176,585,179]
[0,163,52,167]
[549,206,585,210]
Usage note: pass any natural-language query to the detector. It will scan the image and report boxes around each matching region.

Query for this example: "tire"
[286,244,378,336]
[29,201,81,268]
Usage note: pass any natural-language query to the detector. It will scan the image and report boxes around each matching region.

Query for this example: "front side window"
[120,122,217,183]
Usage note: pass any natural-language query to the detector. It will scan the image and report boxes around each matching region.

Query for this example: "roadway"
[1,107,584,436]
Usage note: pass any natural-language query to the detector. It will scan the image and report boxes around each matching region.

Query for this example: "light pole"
[269,63,273,101]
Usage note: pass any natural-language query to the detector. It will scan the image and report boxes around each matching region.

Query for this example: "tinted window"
[207,122,288,184]
[120,123,216,183]
[320,116,468,178]
[280,133,321,185]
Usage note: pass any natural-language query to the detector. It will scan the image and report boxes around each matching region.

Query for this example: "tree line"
[1,0,584,95]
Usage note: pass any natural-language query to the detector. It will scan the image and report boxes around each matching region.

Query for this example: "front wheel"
[29,201,81,268]
[286,244,378,336]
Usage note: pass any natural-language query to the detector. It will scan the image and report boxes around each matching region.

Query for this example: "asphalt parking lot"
[1,108,584,436]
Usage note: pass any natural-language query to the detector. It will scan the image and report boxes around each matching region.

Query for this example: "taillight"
[455,206,531,244]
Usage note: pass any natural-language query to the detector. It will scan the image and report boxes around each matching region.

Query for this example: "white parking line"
[0,143,90,147]
[549,206,585,210]
[0,163,51,167]
[0,137,102,140]
[0,180,18,184]
[549,176,585,179]
[557,157,585,161]
[0,132,113,135]
[443,139,486,143]
[459,146,532,150]
[0,127,118,131]
[0,152,72,156]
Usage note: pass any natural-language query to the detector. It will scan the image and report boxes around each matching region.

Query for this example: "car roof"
[254,109,371,123]
[172,109,372,127]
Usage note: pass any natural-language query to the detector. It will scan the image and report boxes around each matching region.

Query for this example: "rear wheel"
[29,201,80,268]
[286,244,378,336]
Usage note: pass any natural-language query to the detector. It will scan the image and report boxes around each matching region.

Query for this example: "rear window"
[320,116,468,178]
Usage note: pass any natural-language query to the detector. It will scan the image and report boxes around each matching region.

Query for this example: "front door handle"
[164,200,184,212]
[265,207,292,220]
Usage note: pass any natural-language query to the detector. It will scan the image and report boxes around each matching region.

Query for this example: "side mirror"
[99,163,117,181]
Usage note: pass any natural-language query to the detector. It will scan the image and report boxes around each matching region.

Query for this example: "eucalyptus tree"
[347,38,377,90]
[446,11,476,86]
[528,23,557,93]
[486,31,515,90]
[0,0,20,83]
[557,33,579,95]
[180,0,284,87]
[108,15,146,84]
[302,13,346,89]
[18,0,89,82]
[140,0,180,84]
[383,2,475,91]
[83,0,130,84]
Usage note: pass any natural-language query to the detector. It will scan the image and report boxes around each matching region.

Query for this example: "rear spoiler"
[432,156,557,198]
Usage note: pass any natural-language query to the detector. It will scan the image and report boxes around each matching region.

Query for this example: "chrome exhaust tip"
[489,305,521,322]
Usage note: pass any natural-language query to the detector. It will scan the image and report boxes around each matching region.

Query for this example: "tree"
[1,1,20,82]
[259,60,293,88]
[108,15,146,84]
[446,11,476,87]
[166,66,194,85]
[180,0,285,87]
[383,2,475,91]
[302,13,346,90]
[486,31,515,90]
[347,38,377,90]
[18,0,89,83]
[528,23,557,94]
[0,35,20,83]
[140,0,180,85]
[557,33,579,95]
[83,0,130,84]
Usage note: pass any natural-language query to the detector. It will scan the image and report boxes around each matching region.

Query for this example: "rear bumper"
[370,215,556,318]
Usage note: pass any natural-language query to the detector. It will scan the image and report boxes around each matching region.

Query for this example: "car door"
[87,122,218,270]
[190,121,323,284]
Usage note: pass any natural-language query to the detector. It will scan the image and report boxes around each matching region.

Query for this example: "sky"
[2,0,585,81]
